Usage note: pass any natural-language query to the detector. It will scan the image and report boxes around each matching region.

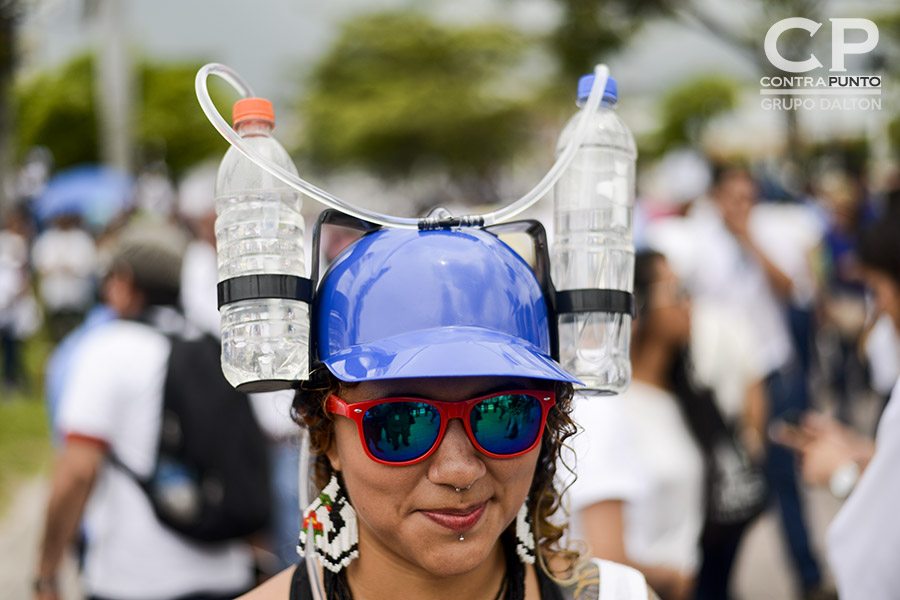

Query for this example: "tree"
[14,53,230,178]
[0,0,22,208]
[544,0,826,172]
[299,12,533,203]
[873,9,900,160]
[15,53,99,172]
[135,61,230,177]
[546,0,672,86]
[653,74,739,158]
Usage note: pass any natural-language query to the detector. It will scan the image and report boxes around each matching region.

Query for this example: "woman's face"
[326,376,542,577]
[643,257,691,346]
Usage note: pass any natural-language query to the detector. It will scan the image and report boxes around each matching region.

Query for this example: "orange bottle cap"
[232,97,275,127]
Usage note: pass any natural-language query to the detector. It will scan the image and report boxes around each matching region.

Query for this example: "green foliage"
[301,12,532,182]
[0,329,54,514]
[14,54,230,177]
[651,74,739,157]
[871,9,900,160]
[888,114,900,161]
[0,399,52,513]
[15,53,99,170]
[545,0,673,85]
[874,9,900,52]
[136,61,230,177]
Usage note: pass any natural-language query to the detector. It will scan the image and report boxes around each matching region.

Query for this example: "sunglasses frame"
[326,390,556,466]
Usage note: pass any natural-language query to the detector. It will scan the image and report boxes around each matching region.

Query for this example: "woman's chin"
[413,541,496,577]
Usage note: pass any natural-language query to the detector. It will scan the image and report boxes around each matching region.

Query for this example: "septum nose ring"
[454,484,472,493]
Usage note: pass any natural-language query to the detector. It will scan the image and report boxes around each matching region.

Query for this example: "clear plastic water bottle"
[215,97,308,391]
[551,74,636,394]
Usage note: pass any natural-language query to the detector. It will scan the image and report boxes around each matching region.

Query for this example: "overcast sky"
[17,0,894,163]
[19,0,892,101]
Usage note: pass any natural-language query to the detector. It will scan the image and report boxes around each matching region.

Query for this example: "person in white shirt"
[32,215,98,341]
[777,213,900,599]
[177,163,301,570]
[649,164,827,597]
[567,251,704,600]
[35,222,255,600]
[177,164,221,339]
[0,205,37,391]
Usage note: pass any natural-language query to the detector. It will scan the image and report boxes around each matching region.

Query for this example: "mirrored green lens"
[470,394,543,455]
[362,402,440,462]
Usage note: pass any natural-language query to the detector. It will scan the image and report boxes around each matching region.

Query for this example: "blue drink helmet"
[314,224,579,384]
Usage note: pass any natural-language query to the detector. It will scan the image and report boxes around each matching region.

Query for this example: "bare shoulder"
[237,565,297,600]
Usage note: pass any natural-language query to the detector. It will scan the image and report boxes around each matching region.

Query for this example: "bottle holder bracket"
[555,289,635,318]
[217,274,313,309]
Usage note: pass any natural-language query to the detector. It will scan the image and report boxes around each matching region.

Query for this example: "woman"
[566,250,707,600]
[240,225,653,600]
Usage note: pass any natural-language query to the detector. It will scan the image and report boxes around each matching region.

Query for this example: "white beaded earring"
[297,472,359,573]
[515,500,536,564]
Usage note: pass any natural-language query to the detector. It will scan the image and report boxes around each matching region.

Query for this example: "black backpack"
[113,332,273,543]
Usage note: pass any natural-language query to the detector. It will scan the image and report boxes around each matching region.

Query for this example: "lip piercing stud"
[459,534,465,541]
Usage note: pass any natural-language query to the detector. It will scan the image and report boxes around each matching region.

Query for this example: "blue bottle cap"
[577,74,618,104]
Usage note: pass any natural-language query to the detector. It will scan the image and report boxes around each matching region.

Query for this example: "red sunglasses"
[326,390,556,466]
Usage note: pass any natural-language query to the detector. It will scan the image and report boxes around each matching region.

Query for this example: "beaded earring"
[298,472,359,573]
[515,500,536,564]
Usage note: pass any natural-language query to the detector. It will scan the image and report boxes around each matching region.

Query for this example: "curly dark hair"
[291,363,580,577]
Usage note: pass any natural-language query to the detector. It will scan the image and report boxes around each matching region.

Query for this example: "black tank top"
[288,555,566,600]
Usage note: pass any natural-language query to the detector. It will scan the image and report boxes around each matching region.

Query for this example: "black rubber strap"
[555,289,635,317]
[217,275,313,309]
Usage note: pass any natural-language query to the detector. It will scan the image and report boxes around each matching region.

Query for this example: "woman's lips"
[420,502,486,532]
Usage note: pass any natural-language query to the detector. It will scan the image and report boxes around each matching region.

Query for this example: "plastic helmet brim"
[321,326,581,384]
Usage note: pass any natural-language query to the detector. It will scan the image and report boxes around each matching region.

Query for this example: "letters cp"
[765,18,878,73]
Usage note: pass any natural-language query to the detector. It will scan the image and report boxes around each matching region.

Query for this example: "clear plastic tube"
[298,430,326,600]
[195,63,609,227]
[483,65,609,226]
[304,518,327,600]
[195,63,417,229]
[199,63,606,600]
[298,427,311,510]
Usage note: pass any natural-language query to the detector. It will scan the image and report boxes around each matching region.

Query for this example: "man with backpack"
[35,222,263,600]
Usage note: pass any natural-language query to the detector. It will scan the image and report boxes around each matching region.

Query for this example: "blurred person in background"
[657,163,828,599]
[687,297,769,600]
[177,163,222,338]
[641,154,774,469]
[0,204,40,396]
[134,154,177,221]
[566,250,705,600]
[35,222,255,600]
[642,156,782,599]
[16,146,53,230]
[816,172,873,424]
[43,278,116,445]
[177,163,301,572]
[32,213,98,342]
[776,211,900,599]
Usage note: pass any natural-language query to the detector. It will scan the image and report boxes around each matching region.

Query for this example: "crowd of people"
[0,157,305,599]
[1,141,898,600]
[603,153,900,599]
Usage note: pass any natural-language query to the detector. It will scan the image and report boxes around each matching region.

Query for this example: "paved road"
[0,477,82,600]
[734,487,841,598]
